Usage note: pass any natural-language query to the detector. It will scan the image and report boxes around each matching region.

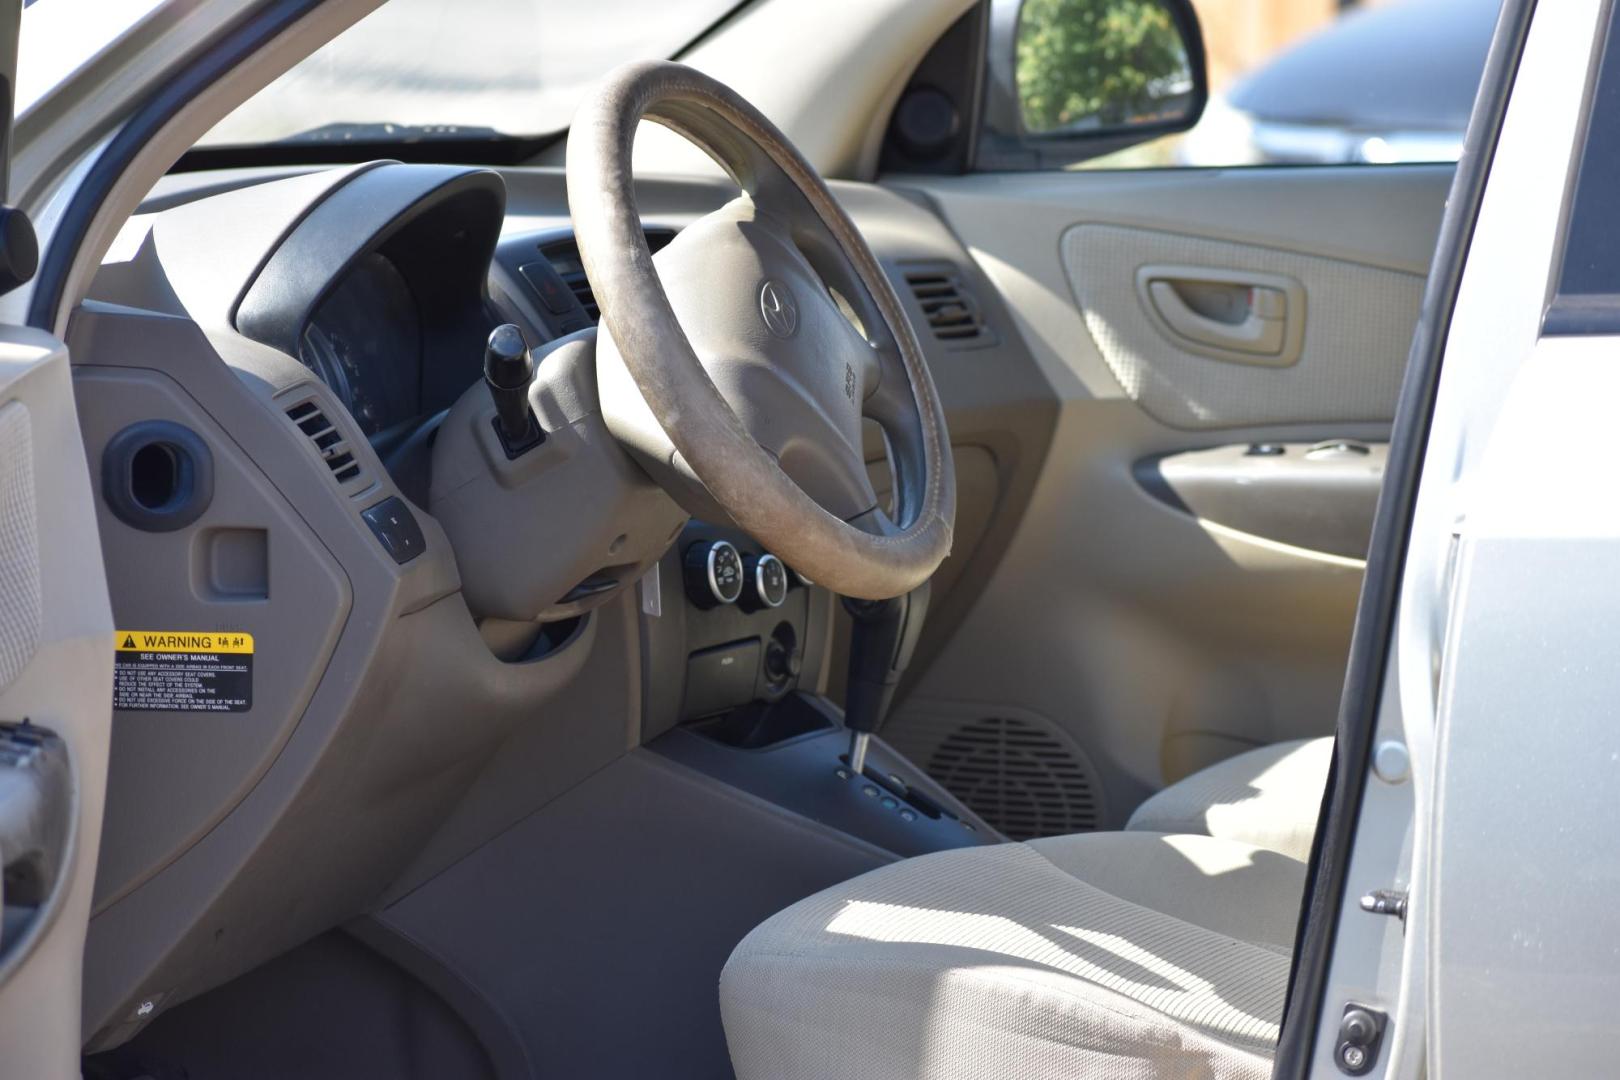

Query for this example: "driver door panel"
[0,328,114,1078]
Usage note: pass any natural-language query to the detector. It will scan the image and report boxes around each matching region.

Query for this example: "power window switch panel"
[361,496,426,565]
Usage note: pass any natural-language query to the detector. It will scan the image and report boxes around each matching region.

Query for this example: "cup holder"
[101,420,214,532]
[691,691,834,749]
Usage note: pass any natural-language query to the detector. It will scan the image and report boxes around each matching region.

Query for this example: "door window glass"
[1073,0,1502,168]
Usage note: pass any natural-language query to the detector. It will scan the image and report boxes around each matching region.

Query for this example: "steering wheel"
[567,62,955,600]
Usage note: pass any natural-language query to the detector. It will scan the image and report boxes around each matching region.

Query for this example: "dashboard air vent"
[904,268,991,347]
[285,399,365,490]
[540,229,677,324]
[540,243,599,321]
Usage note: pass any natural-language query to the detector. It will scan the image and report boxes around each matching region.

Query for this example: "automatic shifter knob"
[484,323,536,449]
[842,582,930,775]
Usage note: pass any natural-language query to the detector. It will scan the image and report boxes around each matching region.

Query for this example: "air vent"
[539,242,598,321]
[904,268,991,347]
[285,399,365,489]
[927,715,1099,840]
[540,228,677,324]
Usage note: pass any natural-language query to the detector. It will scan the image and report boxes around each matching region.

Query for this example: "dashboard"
[70,160,1056,1052]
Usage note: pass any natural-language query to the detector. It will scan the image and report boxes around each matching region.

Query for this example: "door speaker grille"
[927,716,1099,840]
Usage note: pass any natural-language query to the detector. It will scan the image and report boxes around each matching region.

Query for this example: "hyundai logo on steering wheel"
[759,279,798,338]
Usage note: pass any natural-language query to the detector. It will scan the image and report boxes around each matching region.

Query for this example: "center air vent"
[926,715,1099,840]
[540,228,677,324]
[285,399,365,490]
[904,266,992,347]
[538,242,598,321]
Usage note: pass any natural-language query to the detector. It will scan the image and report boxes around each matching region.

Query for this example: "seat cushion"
[720,831,1306,1080]
[1126,737,1333,861]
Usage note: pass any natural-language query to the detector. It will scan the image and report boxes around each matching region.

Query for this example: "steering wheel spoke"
[861,338,912,426]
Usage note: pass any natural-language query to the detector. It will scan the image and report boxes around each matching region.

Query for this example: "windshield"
[18,0,166,116]
[198,0,741,148]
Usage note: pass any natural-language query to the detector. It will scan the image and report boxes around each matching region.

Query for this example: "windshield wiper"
[277,121,510,145]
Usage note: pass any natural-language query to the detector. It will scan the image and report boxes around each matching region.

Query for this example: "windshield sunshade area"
[197,0,741,148]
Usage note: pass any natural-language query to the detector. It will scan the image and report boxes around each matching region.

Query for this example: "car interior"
[0,0,1494,1076]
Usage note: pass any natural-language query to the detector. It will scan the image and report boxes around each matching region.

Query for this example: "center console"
[493,220,997,861]
[640,522,997,858]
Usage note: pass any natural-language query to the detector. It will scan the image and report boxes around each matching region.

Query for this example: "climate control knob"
[742,553,789,611]
[684,540,744,608]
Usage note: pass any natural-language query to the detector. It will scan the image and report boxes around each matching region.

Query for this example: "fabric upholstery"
[1026,832,1304,952]
[720,831,1305,1080]
[1126,737,1333,862]
[0,403,40,693]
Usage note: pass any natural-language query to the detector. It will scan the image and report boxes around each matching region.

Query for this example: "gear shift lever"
[842,582,930,775]
[484,323,538,453]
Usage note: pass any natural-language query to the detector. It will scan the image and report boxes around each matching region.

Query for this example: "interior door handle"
[1148,280,1286,353]
[1136,265,1306,367]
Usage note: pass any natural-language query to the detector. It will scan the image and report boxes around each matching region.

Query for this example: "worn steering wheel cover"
[567,61,955,599]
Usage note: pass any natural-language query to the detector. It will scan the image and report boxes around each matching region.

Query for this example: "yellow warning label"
[116,631,254,654]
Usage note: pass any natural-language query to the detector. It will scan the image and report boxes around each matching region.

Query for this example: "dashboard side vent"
[540,228,677,324]
[926,715,1099,840]
[285,399,365,490]
[903,267,992,347]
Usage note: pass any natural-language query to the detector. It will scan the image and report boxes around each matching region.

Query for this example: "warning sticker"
[114,631,254,713]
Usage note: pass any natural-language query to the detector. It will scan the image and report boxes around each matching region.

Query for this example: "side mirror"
[978,0,1208,169]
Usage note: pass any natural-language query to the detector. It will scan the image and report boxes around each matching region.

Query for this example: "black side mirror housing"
[977,0,1209,170]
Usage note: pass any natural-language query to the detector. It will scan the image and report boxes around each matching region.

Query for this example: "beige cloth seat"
[720,830,1306,1080]
[1125,737,1333,861]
